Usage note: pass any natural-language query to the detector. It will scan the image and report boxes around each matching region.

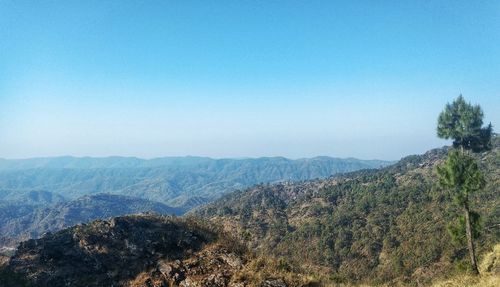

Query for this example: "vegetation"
[437,95,493,152]
[195,136,499,285]
[0,156,391,209]
[437,96,493,274]
[1,214,320,287]
[0,268,32,287]
[0,97,497,286]
[0,136,497,286]
[432,244,500,287]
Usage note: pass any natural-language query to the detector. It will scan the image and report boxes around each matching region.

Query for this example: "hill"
[0,194,182,250]
[0,156,392,209]
[194,136,500,285]
[1,217,497,287]
[0,214,313,287]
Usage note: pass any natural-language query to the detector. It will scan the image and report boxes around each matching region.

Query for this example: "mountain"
[0,156,392,209]
[0,190,66,206]
[0,194,182,249]
[0,139,498,286]
[0,214,313,287]
[0,156,391,256]
[194,136,500,285]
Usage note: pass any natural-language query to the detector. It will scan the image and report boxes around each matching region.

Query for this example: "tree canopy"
[437,95,493,152]
[437,149,485,207]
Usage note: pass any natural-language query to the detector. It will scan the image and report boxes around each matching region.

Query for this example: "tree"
[437,95,493,152]
[437,150,485,273]
[436,95,493,275]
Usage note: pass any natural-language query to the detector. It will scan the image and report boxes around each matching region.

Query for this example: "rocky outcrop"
[0,194,184,250]
[127,244,245,287]
[7,214,239,286]
[4,214,297,287]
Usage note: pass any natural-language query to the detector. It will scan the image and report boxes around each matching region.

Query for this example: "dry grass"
[232,255,322,287]
[479,244,500,274]
[431,274,500,287]
[237,244,500,287]
[432,244,500,287]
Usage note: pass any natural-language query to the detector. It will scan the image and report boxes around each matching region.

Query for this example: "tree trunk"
[464,206,479,275]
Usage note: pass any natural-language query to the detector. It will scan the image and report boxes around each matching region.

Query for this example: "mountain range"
[0,156,391,208]
[0,156,391,251]
[0,140,498,285]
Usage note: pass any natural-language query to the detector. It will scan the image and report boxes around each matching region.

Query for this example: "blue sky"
[1,1,499,160]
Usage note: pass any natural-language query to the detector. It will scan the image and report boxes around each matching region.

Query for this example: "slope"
[1,214,313,287]
[195,136,500,284]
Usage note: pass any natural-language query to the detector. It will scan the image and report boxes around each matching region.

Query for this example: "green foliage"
[437,150,485,207]
[241,230,252,241]
[197,137,500,284]
[437,95,492,152]
[447,211,481,246]
[436,96,493,275]
[0,267,31,287]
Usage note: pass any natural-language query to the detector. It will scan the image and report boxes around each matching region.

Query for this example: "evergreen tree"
[436,95,493,275]
[437,95,493,152]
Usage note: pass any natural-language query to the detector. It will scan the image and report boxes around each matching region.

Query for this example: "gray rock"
[263,278,287,287]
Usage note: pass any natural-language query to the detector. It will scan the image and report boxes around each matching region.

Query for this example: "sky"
[0,1,499,160]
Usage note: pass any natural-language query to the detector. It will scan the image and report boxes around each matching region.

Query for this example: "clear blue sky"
[1,1,499,160]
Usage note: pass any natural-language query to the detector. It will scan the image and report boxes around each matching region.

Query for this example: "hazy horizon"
[0,154,394,162]
[1,1,499,161]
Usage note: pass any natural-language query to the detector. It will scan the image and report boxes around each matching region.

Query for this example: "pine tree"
[436,95,493,275]
[437,95,493,152]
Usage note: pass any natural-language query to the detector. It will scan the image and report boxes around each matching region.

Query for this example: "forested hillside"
[195,136,499,285]
[0,156,391,208]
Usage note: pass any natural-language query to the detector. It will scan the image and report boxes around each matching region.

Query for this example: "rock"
[157,260,173,277]
[179,277,196,287]
[221,253,243,268]
[7,215,220,286]
[263,278,287,287]
[203,273,228,286]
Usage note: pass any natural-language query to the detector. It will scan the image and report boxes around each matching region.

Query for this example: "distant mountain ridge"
[0,190,66,206]
[0,156,392,253]
[0,156,215,170]
[0,155,389,170]
[0,156,392,208]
